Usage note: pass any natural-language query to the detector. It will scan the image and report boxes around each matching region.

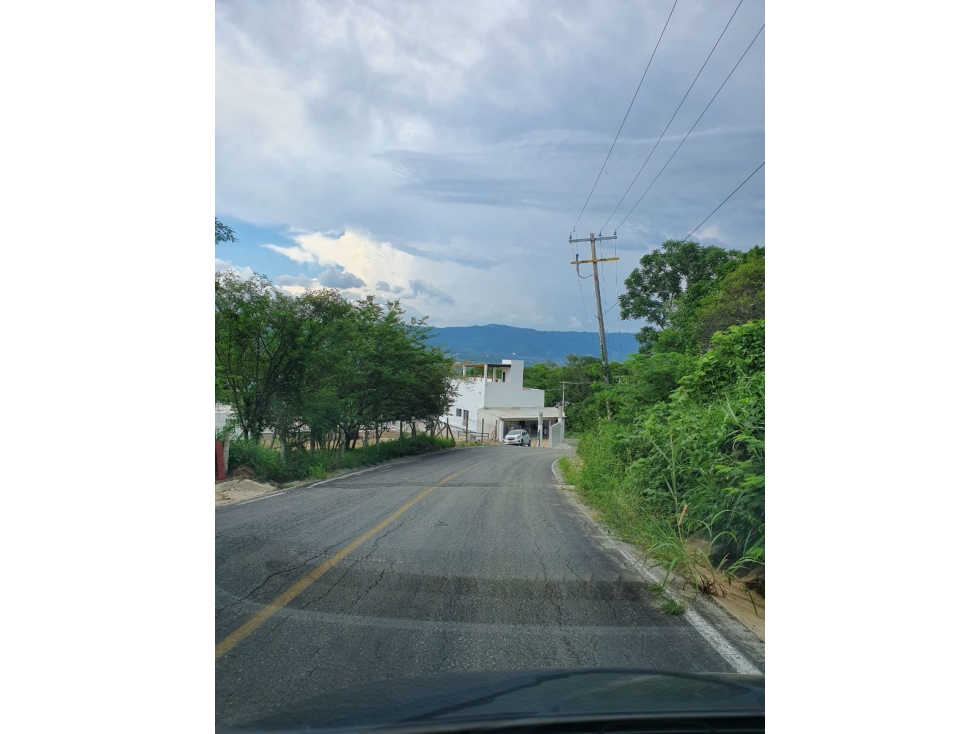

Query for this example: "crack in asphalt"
[217,448,744,729]
[260,517,410,642]
[287,642,327,706]
[215,543,342,623]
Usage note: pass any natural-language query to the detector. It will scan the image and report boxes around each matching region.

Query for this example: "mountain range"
[426,324,640,365]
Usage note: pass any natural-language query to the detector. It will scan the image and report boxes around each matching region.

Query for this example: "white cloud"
[262,243,316,263]
[214,258,255,279]
[216,0,764,331]
[689,223,726,244]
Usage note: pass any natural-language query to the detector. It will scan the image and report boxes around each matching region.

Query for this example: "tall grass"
[561,367,765,601]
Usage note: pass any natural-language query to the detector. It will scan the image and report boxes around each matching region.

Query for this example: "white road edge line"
[235,490,286,506]
[550,459,761,676]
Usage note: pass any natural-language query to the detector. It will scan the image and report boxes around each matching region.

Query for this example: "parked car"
[503,429,531,446]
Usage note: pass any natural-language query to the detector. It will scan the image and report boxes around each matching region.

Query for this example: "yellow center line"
[215,458,489,659]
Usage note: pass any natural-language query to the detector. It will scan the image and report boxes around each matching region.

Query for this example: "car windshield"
[215,1,765,730]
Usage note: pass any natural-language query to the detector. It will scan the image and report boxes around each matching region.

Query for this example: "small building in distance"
[443,359,562,444]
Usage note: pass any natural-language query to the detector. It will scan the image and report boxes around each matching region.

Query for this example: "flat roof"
[478,407,562,420]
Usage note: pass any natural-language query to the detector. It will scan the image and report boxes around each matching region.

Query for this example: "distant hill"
[426,324,640,365]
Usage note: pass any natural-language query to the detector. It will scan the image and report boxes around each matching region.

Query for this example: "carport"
[477,407,563,446]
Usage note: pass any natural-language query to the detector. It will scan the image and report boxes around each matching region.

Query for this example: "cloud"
[376,280,405,294]
[274,273,315,288]
[687,222,725,244]
[274,265,365,292]
[262,243,316,263]
[317,265,365,289]
[392,240,497,270]
[216,0,765,330]
[215,258,256,278]
[408,279,454,305]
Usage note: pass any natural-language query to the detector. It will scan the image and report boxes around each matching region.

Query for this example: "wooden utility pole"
[569,232,618,383]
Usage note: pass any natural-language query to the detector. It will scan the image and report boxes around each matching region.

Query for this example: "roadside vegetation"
[227,434,455,484]
[544,241,764,605]
[216,266,458,481]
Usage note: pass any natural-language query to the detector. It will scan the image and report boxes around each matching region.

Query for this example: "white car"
[503,429,531,447]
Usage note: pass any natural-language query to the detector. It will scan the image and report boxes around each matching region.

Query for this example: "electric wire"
[569,0,678,236]
[682,161,765,242]
[601,0,744,233]
[616,23,765,232]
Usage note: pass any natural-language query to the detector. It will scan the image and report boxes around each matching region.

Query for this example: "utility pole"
[569,231,618,383]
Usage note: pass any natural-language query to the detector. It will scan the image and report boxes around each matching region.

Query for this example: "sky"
[216,0,765,332]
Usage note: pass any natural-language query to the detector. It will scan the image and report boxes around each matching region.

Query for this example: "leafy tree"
[691,248,764,351]
[619,240,744,353]
[215,271,346,442]
[215,218,238,245]
[267,287,353,452]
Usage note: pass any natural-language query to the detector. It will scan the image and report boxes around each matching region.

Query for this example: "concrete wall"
[482,360,544,409]
[444,377,485,432]
[216,404,241,437]
[501,358,523,386]
[481,381,545,408]
[549,420,564,447]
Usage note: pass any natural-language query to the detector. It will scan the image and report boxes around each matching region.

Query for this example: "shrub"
[225,434,455,484]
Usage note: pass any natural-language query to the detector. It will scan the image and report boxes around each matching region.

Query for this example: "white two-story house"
[443,358,562,445]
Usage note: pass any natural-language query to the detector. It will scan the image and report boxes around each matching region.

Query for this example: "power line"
[601,0,744,233]
[682,161,765,242]
[569,0,678,236]
[616,23,765,232]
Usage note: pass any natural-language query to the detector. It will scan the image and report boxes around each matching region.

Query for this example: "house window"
[456,408,462,417]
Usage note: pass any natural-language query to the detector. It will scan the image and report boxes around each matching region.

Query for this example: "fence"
[549,420,564,447]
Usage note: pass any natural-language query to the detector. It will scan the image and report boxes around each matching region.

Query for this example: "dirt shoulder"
[216,478,284,506]
[553,456,765,647]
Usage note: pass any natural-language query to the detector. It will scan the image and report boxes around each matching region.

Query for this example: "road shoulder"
[551,458,765,673]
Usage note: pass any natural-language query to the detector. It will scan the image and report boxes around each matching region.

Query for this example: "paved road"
[216,446,744,727]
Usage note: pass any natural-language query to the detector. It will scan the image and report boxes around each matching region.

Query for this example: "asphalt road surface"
[216,446,751,728]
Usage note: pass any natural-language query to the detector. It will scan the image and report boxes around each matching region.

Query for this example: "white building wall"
[445,377,485,432]
[482,382,545,408]
[502,358,523,386]
[475,409,507,442]
[444,360,543,434]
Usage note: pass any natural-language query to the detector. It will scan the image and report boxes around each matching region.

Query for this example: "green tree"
[619,240,743,353]
[215,271,346,442]
[215,218,238,245]
[691,248,764,351]
[215,271,296,440]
